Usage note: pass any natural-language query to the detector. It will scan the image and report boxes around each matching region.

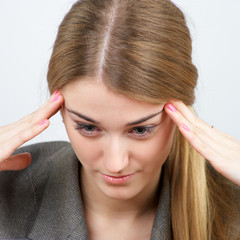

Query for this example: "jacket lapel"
[26,143,171,239]
[28,147,88,240]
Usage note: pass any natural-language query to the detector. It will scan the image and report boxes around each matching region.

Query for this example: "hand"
[0,91,64,171]
[165,100,240,186]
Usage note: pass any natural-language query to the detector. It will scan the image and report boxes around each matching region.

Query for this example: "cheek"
[71,137,101,167]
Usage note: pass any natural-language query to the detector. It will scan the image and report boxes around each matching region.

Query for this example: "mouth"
[101,173,135,185]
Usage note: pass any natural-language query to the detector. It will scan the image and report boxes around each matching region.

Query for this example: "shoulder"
[0,141,81,237]
[0,140,76,193]
[14,140,72,160]
[0,141,77,189]
[14,141,73,170]
[4,141,74,179]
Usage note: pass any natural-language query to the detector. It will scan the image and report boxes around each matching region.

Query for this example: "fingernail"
[40,120,47,125]
[182,123,190,132]
[53,90,59,95]
[167,103,177,112]
[51,93,60,103]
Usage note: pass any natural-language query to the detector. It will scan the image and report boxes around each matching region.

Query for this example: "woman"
[0,0,239,239]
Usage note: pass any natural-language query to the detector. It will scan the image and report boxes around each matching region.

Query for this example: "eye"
[129,126,156,138]
[75,123,101,137]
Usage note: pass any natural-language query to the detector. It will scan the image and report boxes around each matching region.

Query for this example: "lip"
[101,173,135,185]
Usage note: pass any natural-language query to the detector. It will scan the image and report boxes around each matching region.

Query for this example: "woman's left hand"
[165,100,240,186]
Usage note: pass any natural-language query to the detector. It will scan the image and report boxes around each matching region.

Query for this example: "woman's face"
[61,78,176,200]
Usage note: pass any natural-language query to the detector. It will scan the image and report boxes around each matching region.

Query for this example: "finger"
[1,91,63,142]
[166,100,214,133]
[164,101,221,160]
[165,100,234,143]
[0,119,49,164]
[165,101,240,186]
[33,90,64,121]
[0,153,32,171]
[164,101,196,133]
[15,91,64,131]
[169,100,196,123]
[0,91,64,162]
[0,91,63,135]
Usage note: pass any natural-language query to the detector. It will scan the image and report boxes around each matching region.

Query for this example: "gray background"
[0,0,239,145]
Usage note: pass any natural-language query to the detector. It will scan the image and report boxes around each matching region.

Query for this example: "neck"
[80,168,161,219]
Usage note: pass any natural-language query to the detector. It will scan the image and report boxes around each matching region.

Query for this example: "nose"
[103,135,129,174]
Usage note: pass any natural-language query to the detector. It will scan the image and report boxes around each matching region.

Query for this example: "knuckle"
[23,112,41,127]
[192,114,199,127]
[191,117,201,135]
[189,132,207,154]
[18,128,35,143]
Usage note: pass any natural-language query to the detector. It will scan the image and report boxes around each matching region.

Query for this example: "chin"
[99,183,142,201]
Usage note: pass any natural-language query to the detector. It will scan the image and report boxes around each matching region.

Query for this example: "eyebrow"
[65,107,164,126]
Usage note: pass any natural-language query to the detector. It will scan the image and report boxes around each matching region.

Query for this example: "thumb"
[0,153,32,171]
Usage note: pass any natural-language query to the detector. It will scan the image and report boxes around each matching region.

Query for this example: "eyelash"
[74,123,156,138]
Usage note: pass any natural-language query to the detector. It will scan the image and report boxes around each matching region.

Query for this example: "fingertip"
[20,152,32,167]
[165,103,177,113]
[40,119,49,126]
[181,123,191,132]
[53,90,59,95]
[39,119,50,132]
[51,92,64,104]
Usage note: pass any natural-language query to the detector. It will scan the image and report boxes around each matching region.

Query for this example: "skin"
[61,79,175,200]
[60,79,176,239]
[0,79,240,238]
[1,80,240,184]
[0,92,64,171]
[165,100,240,185]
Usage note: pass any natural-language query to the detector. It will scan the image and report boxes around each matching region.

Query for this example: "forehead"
[61,79,164,119]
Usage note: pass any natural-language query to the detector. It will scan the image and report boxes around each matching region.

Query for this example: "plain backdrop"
[0,0,240,146]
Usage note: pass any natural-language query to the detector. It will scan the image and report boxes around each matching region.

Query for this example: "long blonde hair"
[47,0,240,239]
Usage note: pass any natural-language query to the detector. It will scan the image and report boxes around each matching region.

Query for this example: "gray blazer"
[0,142,171,240]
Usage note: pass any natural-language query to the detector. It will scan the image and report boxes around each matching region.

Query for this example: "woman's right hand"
[0,91,64,171]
